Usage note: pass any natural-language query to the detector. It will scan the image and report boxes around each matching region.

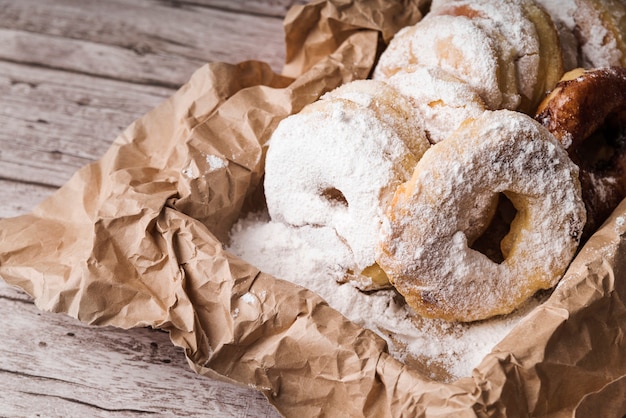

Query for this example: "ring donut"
[429,0,564,113]
[534,0,626,68]
[321,79,430,158]
[380,65,487,144]
[376,110,586,322]
[536,66,626,239]
[373,14,506,110]
[264,80,429,290]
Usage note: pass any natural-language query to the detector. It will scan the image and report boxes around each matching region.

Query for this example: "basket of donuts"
[2,0,626,416]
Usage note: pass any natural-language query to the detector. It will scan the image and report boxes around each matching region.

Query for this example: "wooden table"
[0,1,301,415]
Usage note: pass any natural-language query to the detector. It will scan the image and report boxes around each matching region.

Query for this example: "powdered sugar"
[384,65,487,143]
[377,110,586,322]
[180,154,228,179]
[535,0,625,68]
[429,0,541,109]
[227,210,537,381]
[322,80,430,159]
[375,14,504,109]
[205,154,228,172]
[264,95,418,272]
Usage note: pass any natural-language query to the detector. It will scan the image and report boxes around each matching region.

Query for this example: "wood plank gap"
[0,176,58,191]
[178,1,289,18]
[152,0,297,18]
[0,294,34,305]
[0,367,89,387]
[0,54,183,90]
[17,390,157,414]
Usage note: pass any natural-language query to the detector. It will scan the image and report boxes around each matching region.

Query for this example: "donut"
[321,79,430,159]
[428,0,564,113]
[535,66,626,239]
[264,81,429,290]
[516,0,566,111]
[382,65,487,144]
[376,110,586,322]
[373,14,506,110]
[530,0,580,71]
[344,74,498,245]
[534,0,626,68]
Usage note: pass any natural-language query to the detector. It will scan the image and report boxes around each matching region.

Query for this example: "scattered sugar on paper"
[206,154,228,172]
[181,163,197,179]
[180,154,228,179]
[228,211,533,381]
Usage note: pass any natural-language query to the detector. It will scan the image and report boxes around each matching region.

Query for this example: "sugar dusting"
[263,98,416,272]
[375,14,504,110]
[227,210,538,382]
[377,111,585,322]
[383,65,487,143]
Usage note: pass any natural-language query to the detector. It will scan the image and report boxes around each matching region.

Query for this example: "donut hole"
[469,193,517,264]
[576,111,626,172]
[321,187,349,207]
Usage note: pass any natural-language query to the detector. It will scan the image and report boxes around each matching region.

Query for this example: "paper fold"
[2,0,626,416]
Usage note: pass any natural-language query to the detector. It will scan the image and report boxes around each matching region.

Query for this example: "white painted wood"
[0,60,173,187]
[0,0,294,415]
[0,179,55,218]
[0,283,280,417]
[0,0,287,81]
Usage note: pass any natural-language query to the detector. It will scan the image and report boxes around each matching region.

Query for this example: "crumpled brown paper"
[1,0,626,416]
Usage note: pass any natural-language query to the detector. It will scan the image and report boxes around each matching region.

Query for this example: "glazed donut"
[535,67,626,239]
[382,65,487,144]
[429,0,564,114]
[534,0,626,68]
[376,110,586,322]
[373,14,506,110]
[264,81,429,290]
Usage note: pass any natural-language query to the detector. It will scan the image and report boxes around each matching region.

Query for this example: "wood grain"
[0,0,287,79]
[0,0,293,415]
[0,60,173,187]
[0,282,280,417]
[0,0,288,217]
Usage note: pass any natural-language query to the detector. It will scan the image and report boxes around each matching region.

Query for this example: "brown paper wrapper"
[2,0,626,416]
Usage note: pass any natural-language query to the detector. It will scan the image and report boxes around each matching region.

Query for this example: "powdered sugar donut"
[377,110,586,322]
[373,14,506,110]
[429,0,563,113]
[429,0,530,111]
[264,83,429,289]
[321,79,430,159]
[535,0,626,68]
[518,0,566,111]
[383,65,487,144]
[532,0,579,71]
[334,78,495,245]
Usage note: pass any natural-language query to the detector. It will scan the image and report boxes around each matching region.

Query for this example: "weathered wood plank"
[0,29,207,89]
[0,61,173,187]
[0,0,287,81]
[0,0,289,200]
[0,1,293,415]
[185,0,303,17]
[0,282,280,417]
[0,179,55,219]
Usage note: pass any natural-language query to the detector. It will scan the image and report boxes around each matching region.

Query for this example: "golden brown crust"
[520,0,565,113]
[377,110,585,322]
[428,0,564,114]
[535,67,626,238]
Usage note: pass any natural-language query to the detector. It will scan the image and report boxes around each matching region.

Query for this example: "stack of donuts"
[264,0,626,322]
